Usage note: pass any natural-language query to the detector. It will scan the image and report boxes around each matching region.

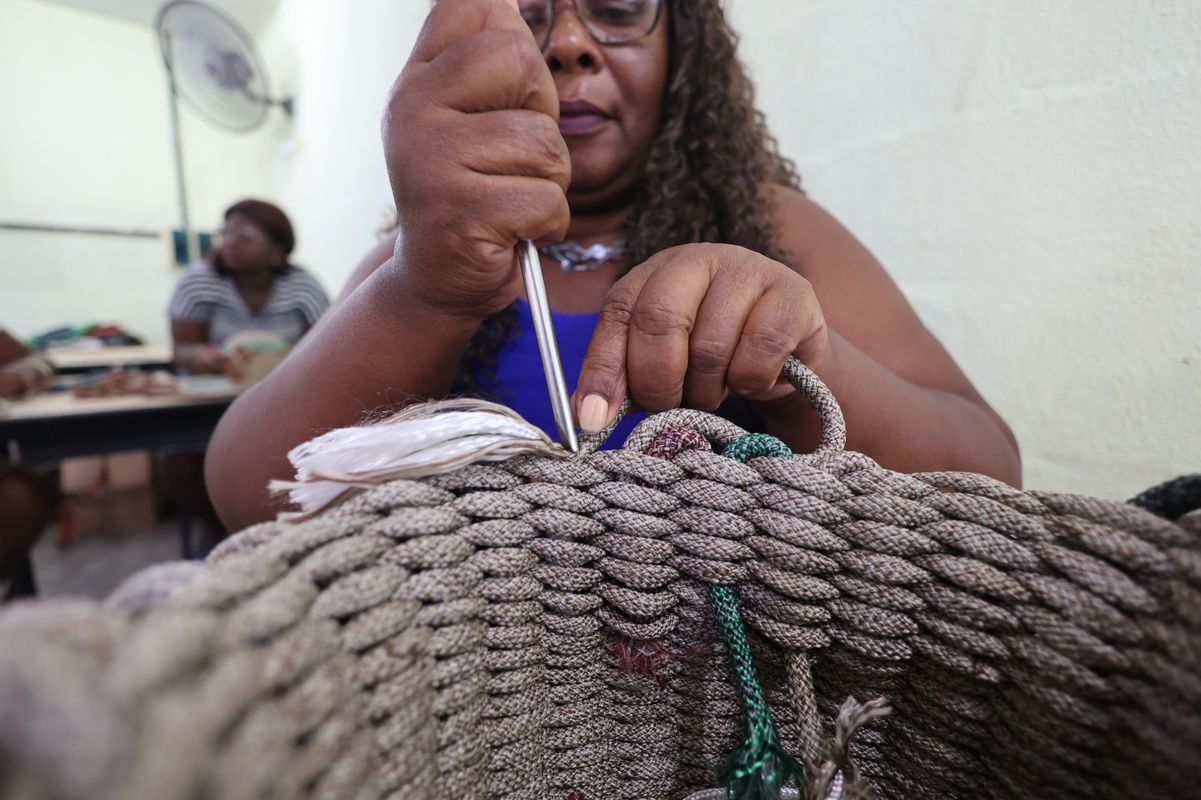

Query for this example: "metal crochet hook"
[517,240,580,453]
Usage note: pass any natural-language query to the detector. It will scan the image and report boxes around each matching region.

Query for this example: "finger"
[458,110,571,192]
[625,256,711,412]
[473,174,571,245]
[420,28,558,118]
[681,269,760,411]
[409,0,530,66]
[442,174,569,275]
[573,266,654,432]
[727,281,822,398]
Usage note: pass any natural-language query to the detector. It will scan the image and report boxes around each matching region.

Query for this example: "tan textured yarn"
[0,359,1198,800]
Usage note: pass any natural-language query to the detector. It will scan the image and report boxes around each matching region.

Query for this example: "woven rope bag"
[1,359,1199,800]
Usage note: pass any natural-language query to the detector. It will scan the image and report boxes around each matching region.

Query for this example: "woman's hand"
[196,346,230,374]
[173,343,229,376]
[0,355,52,399]
[573,244,832,431]
[382,0,570,320]
[0,371,33,399]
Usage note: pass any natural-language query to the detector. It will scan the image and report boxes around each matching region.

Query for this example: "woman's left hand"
[573,243,832,432]
[0,371,32,399]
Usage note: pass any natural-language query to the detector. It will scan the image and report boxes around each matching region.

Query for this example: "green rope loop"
[710,433,801,799]
[722,432,795,464]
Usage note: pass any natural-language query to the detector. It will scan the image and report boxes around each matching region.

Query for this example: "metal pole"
[165,33,191,263]
[518,240,579,453]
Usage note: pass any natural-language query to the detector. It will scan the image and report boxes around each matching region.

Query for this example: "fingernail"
[579,394,609,433]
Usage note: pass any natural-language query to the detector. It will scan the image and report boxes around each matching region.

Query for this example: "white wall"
[253,0,429,295]
[728,0,1201,499]
[0,0,279,345]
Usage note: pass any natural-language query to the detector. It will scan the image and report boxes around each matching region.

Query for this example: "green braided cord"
[722,432,795,464]
[710,433,801,799]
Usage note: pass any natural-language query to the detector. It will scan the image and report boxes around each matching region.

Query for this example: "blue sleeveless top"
[487,299,646,448]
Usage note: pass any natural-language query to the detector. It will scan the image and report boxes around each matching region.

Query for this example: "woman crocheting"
[207,0,1020,529]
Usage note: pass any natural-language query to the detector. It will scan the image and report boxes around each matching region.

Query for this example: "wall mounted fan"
[155,0,292,260]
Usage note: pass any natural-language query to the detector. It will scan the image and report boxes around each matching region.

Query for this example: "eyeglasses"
[218,224,265,244]
[519,0,664,50]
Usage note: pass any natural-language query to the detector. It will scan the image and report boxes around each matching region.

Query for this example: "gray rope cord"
[0,360,1197,799]
[579,358,847,463]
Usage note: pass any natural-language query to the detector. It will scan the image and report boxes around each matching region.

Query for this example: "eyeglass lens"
[219,225,264,243]
[518,0,662,49]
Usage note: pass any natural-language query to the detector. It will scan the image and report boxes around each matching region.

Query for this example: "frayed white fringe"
[269,398,564,519]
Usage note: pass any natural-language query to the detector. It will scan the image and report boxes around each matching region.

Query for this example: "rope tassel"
[269,398,563,517]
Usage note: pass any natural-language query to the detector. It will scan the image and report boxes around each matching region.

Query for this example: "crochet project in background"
[0,358,1198,800]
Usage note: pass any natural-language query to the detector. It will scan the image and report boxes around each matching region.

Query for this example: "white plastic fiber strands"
[271,398,564,518]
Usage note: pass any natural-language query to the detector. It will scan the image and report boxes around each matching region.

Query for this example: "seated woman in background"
[166,199,329,552]
[170,198,330,376]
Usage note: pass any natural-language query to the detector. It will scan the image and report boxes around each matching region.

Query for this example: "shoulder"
[766,185,855,269]
[764,184,901,296]
[272,267,330,322]
[277,267,329,299]
[173,262,227,291]
[170,263,232,320]
[171,263,231,304]
[764,182,928,351]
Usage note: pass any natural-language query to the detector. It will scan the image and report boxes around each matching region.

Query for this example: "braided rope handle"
[578,357,848,460]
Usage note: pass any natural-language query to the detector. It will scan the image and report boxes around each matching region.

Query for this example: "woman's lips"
[559,99,610,135]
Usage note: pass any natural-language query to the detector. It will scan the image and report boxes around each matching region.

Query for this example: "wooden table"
[0,377,248,594]
[0,378,241,463]
[46,345,173,374]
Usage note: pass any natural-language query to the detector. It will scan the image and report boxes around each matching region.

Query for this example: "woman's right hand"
[182,344,230,376]
[382,0,570,320]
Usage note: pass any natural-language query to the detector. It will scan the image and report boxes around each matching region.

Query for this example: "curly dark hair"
[457,0,800,395]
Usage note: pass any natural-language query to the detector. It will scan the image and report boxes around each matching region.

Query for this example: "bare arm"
[0,330,52,398]
[171,319,230,375]
[0,330,31,366]
[749,188,1019,481]
[205,264,481,528]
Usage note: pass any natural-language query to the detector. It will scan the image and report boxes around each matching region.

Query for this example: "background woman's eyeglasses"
[218,225,266,244]
[519,0,664,50]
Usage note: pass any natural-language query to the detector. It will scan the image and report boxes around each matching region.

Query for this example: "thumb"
[574,271,649,432]
[409,0,527,65]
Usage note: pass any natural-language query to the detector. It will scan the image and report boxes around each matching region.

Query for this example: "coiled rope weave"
[1,359,1199,800]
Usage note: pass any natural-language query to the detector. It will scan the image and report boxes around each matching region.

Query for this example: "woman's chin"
[567,183,631,214]
[566,165,640,211]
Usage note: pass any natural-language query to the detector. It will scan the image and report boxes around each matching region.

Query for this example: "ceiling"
[39,0,280,35]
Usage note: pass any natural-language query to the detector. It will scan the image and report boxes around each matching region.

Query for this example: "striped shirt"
[168,263,330,347]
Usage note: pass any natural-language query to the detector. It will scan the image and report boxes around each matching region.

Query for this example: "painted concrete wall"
[252,0,428,297]
[0,0,281,346]
[728,0,1201,499]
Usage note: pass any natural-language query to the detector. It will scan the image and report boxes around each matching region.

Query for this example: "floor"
[29,488,186,599]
